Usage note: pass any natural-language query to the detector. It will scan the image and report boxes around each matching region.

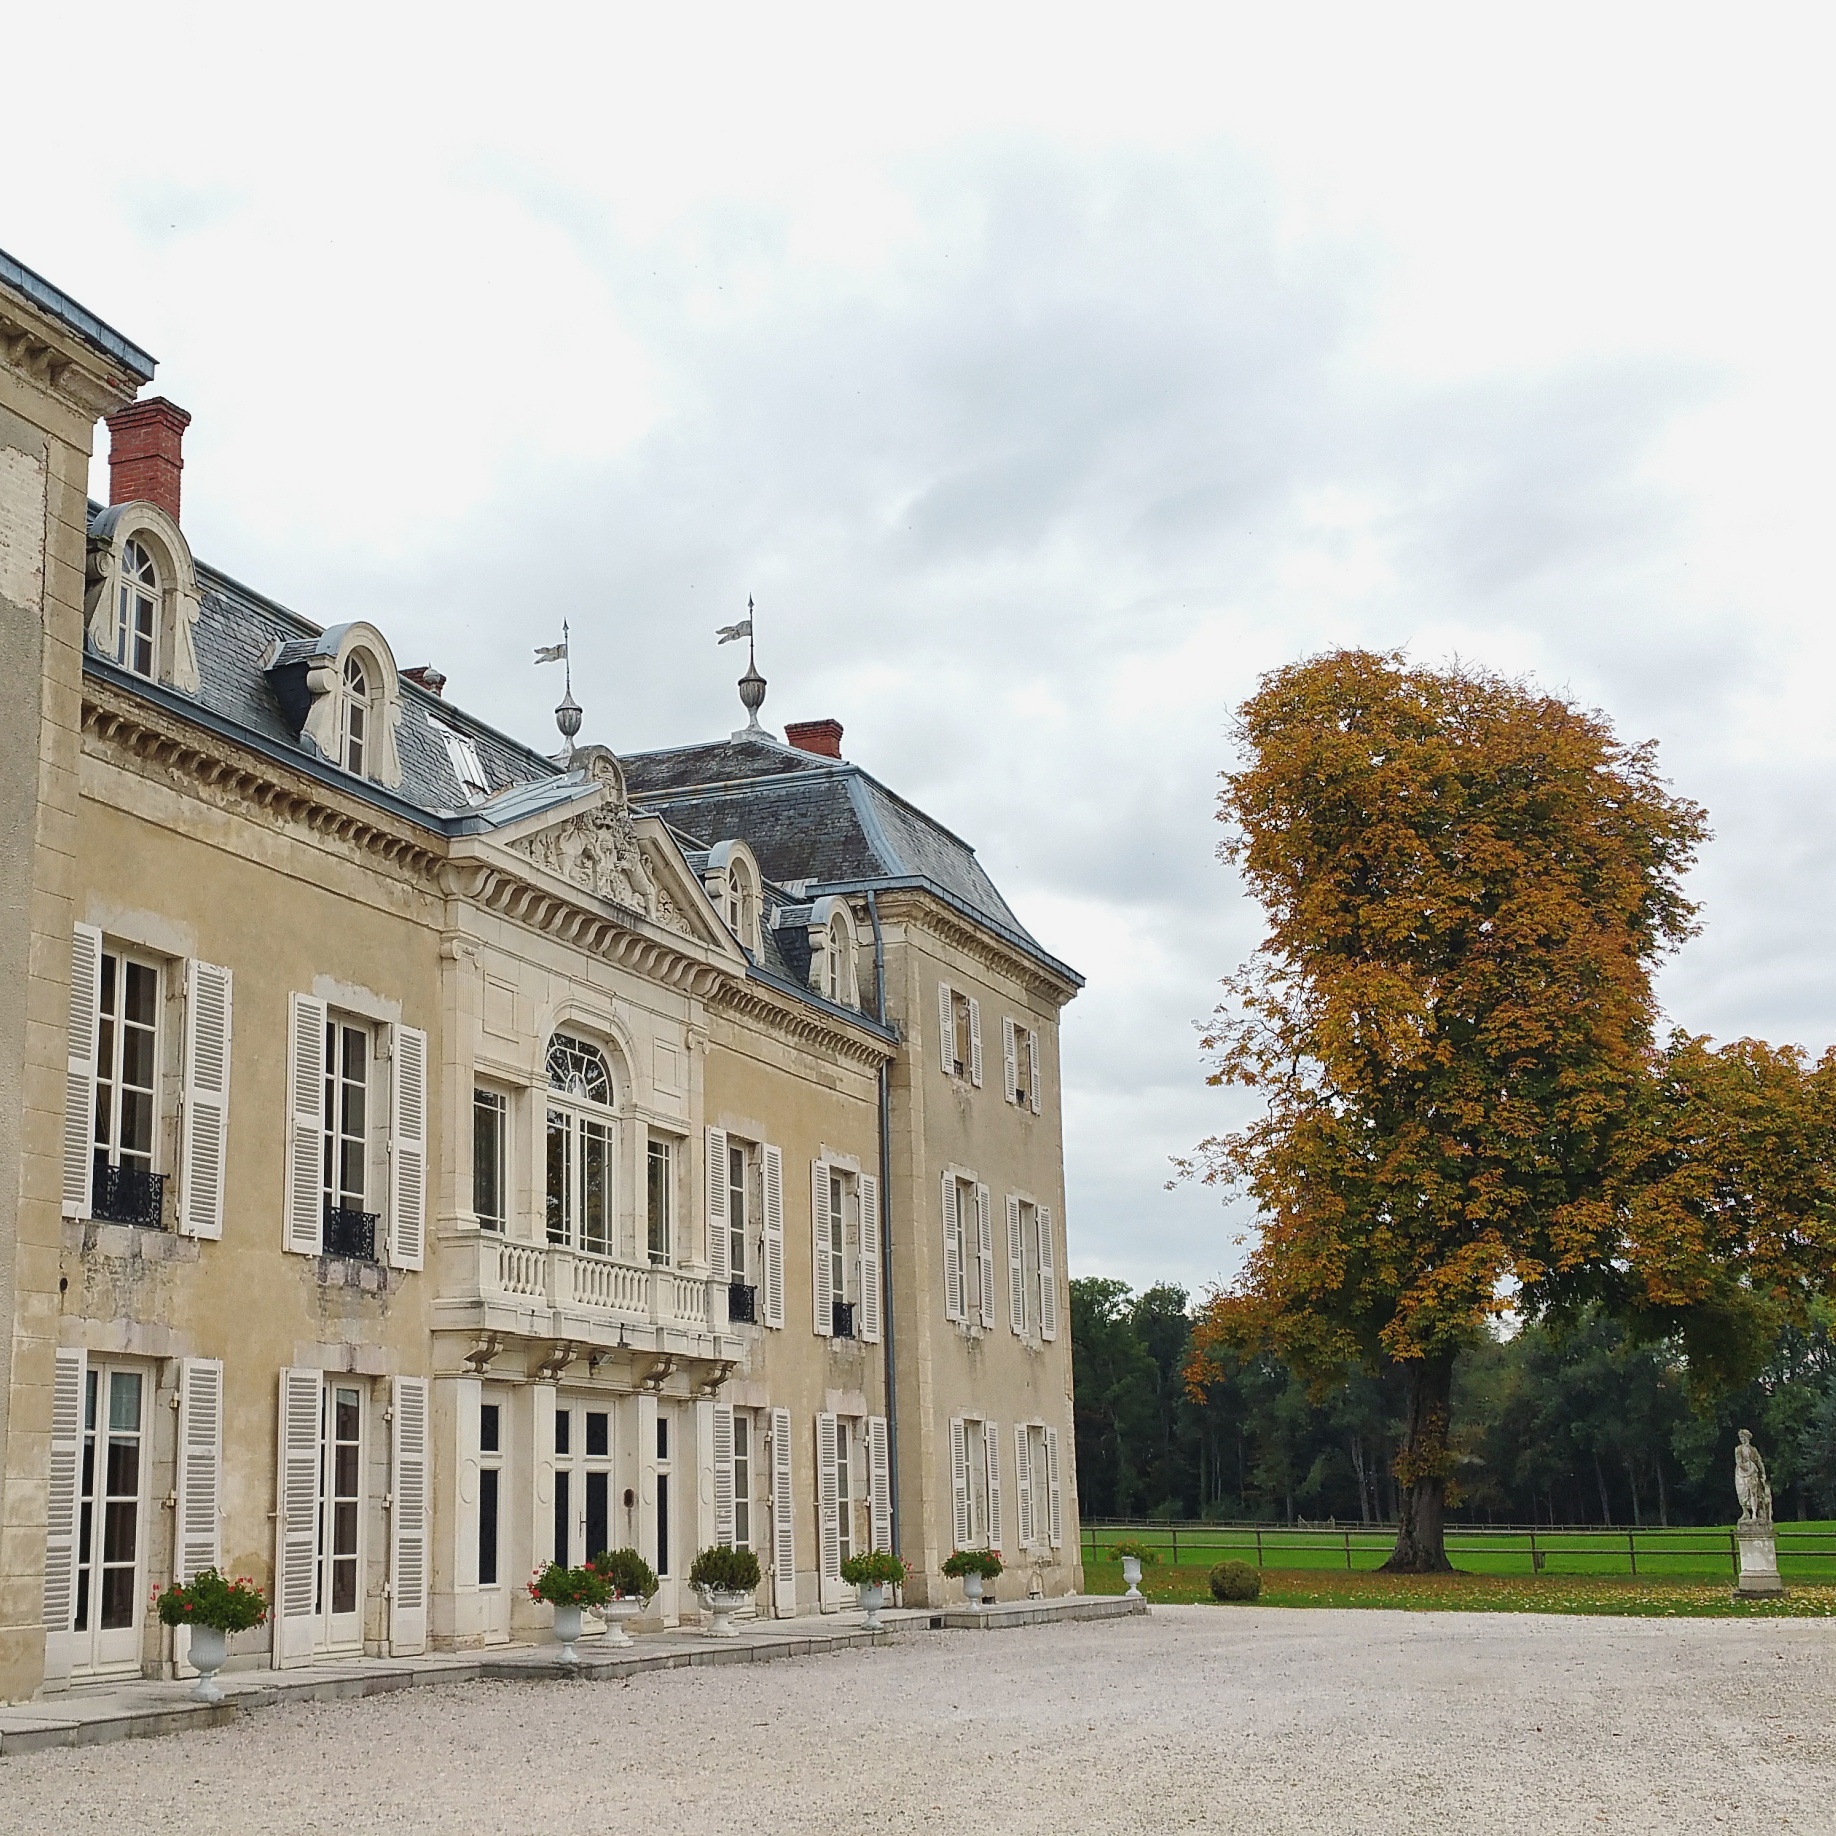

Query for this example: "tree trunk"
[1592,1452,1612,1526]
[1654,1455,1669,1528]
[1380,1354,1456,1573]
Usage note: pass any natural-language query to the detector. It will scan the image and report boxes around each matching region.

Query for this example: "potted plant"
[839,1549,907,1629]
[588,1548,657,1647]
[527,1561,612,1665]
[940,1548,1003,1609]
[1107,1539,1160,1600]
[154,1569,269,1703]
[689,1545,762,1637]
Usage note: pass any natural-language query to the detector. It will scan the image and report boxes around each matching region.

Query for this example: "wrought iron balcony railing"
[727,1282,758,1325]
[91,1159,166,1228]
[324,1206,379,1261]
[831,1299,857,1340]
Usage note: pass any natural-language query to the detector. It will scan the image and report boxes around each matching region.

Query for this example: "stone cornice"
[0,289,146,425]
[867,886,1081,1009]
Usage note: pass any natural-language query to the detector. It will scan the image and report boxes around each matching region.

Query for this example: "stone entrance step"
[934,1594,1149,1630]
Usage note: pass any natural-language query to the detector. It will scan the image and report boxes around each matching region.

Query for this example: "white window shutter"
[43,1348,85,1628]
[858,1174,881,1343]
[762,1145,785,1328]
[867,1415,891,1554]
[1014,1424,1035,1549]
[388,1022,427,1270]
[178,961,232,1239]
[937,981,954,1075]
[1028,1030,1041,1114]
[967,997,983,1087]
[949,1417,970,1550]
[1038,1206,1059,1341]
[985,1423,1003,1552]
[770,1405,796,1616]
[275,1367,323,1663]
[976,1185,996,1329]
[175,1357,223,1580]
[941,1176,963,1322]
[389,1374,430,1654]
[705,1126,728,1283]
[1006,1195,1026,1335]
[1046,1426,1064,1548]
[811,1160,832,1335]
[1002,1016,1018,1104]
[62,924,102,1218]
[816,1412,841,1605]
[713,1402,735,1546]
[284,994,327,1255]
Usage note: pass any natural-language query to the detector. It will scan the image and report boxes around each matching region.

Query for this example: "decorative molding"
[867,887,1079,1008]
[509,750,659,916]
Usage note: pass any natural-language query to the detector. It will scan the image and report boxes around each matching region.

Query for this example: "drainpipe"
[867,890,899,1558]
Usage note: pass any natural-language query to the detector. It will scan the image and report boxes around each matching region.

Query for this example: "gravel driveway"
[5,1606,1832,1833]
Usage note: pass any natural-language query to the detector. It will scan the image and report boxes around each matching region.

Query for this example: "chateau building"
[0,250,1083,1698]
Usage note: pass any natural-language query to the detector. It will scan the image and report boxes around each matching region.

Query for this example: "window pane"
[555,1408,571,1456]
[585,1412,609,1459]
[647,1141,670,1262]
[546,1111,570,1246]
[480,1403,501,1454]
[585,1471,608,1565]
[478,1468,499,1585]
[554,1469,570,1569]
[473,1090,504,1228]
[109,1370,142,1434]
[582,1120,610,1256]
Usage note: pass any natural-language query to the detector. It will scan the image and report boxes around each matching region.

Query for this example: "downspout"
[867,890,899,1559]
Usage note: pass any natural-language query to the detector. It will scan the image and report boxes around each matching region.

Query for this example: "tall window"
[319,1385,361,1625]
[647,1139,675,1264]
[655,1411,672,1577]
[824,918,852,1005]
[478,1402,502,1585]
[74,1365,144,1641]
[829,1169,849,1310]
[342,654,370,776]
[115,538,158,679]
[93,951,158,1215]
[323,1019,369,1216]
[546,1036,613,1256]
[836,1417,855,1566]
[733,1412,753,1551]
[964,1417,989,1547]
[473,1088,506,1231]
[728,1141,749,1280]
[725,860,757,951]
[954,1176,981,1322]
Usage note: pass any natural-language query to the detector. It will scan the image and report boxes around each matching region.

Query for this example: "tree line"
[1072,1277,1836,1527]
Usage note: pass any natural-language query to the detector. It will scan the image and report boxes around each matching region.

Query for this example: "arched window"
[546,1034,614,1255]
[726,859,759,953]
[116,537,158,678]
[342,654,370,776]
[825,917,852,1005]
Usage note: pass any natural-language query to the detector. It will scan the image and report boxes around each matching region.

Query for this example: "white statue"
[1734,1429,1772,1526]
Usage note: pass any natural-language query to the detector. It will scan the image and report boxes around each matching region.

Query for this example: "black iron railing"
[728,1282,758,1325]
[831,1300,857,1339]
[91,1159,166,1228]
[324,1206,379,1260]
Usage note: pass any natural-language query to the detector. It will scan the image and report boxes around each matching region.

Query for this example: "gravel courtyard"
[5,1606,1832,1834]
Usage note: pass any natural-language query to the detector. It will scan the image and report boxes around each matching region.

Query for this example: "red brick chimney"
[784,719,843,759]
[403,666,447,697]
[106,397,191,522]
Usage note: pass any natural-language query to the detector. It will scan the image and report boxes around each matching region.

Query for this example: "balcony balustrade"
[466,1234,717,1337]
[90,1159,166,1228]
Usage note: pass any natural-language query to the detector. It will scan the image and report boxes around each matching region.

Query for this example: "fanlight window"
[546,1034,614,1256]
[547,1035,611,1102]
[116,538,158,679]
[342,654,370,776]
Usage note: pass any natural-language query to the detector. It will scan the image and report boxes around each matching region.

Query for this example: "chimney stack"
[106,397,191,523]
[403,666,447,697]
[784,719,843,760]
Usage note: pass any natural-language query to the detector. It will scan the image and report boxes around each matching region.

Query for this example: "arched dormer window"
[85,504,203,695]
[342,653,372,775]
[116,538,159,678]
[808,897,859,1009]
[265,621,406,790]
[546,1033,615,1255]
[703,841,763,956]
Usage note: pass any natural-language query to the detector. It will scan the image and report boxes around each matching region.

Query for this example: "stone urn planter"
[187,1625,229,1703]
[698,1587,751,1638]
[552,1601,585,1665]
[1121,1555,1144,1600]
[962,1572,985,1611]
[597,1596,649,1647]
[857,1582,887,1630]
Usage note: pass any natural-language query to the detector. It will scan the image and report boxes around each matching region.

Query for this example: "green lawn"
[1082,1559,1836,1617]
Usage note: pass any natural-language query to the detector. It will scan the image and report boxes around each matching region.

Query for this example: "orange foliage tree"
[1183,651,1836,1570]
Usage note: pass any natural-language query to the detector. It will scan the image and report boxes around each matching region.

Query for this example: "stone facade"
[0,252,1083,1699]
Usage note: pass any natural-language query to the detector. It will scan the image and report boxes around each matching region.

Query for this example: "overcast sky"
[8,3,1835,1300]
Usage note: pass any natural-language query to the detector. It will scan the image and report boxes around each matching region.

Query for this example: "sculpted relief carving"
[511,749,663,920]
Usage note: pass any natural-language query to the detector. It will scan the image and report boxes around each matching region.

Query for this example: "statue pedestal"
[1734,1521,1785,1598]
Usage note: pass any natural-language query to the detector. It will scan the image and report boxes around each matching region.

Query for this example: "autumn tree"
[1182,650,1724,1570]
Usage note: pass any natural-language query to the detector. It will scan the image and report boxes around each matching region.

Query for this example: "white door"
[318,1383,365,1651]
[553,1400,616,1568]
[73,1363,149,1673]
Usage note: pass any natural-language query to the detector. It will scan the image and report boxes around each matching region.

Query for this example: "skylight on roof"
[429,717,492,804]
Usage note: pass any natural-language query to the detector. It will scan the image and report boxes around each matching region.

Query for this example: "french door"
[318,1383,364,1650]
[554,1401,615,1568]
[73,1362,148,1673]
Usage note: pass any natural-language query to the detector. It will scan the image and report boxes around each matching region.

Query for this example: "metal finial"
[554,618,582,764]
[737,595,767,732]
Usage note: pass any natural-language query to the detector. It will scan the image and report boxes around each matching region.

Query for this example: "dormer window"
[824,919,850,1004]
[116,539,158,678]
[703,841,763,956]
[263,621,406,791]
[808,897,858,1010]
[342,655,370,775]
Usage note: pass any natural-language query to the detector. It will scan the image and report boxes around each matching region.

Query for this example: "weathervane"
[717,596,766,735]
[535,621,581,764]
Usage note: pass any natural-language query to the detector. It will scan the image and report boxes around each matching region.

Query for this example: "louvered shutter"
[867,1415,891,1554]
[1002,1016,1018,1103]
[705,1127,728,1282]
[1038,1206,1059,1340]
[713,1402,735,1546]
[43,1348,85,1628]
[949,1417,970,1549]
[62,924,102,1218]
[858,1174,881,1343]
[175,1357,223,1580]
[1014,1424,1035,1549]
[762,1145,786,1328]
[390,1375,429,1653]
[1027,1030,1041,1114]
[275,1367,323,1662]
[976,1185,996,1328]
[389,1022,427,1270]
[179,960,232,1239]
[941,1176,963,1322]
[770,1405,796,1616]
[967,997,983,1087]
[816,1412,841,1606]
[284,994,327,1254]
[811,1161,832,1335]
[937,981,954,1074]
[985,1423,1003,1552]
[1045,1426,1064,1548]
[1006,1195,1026,1334]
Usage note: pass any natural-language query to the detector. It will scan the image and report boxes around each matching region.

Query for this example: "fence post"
[1528,1528,1539,1576]
[1172,1522,1178,1566]
[1627,1531,1637,1577]
[1256,1527,1264,1569]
